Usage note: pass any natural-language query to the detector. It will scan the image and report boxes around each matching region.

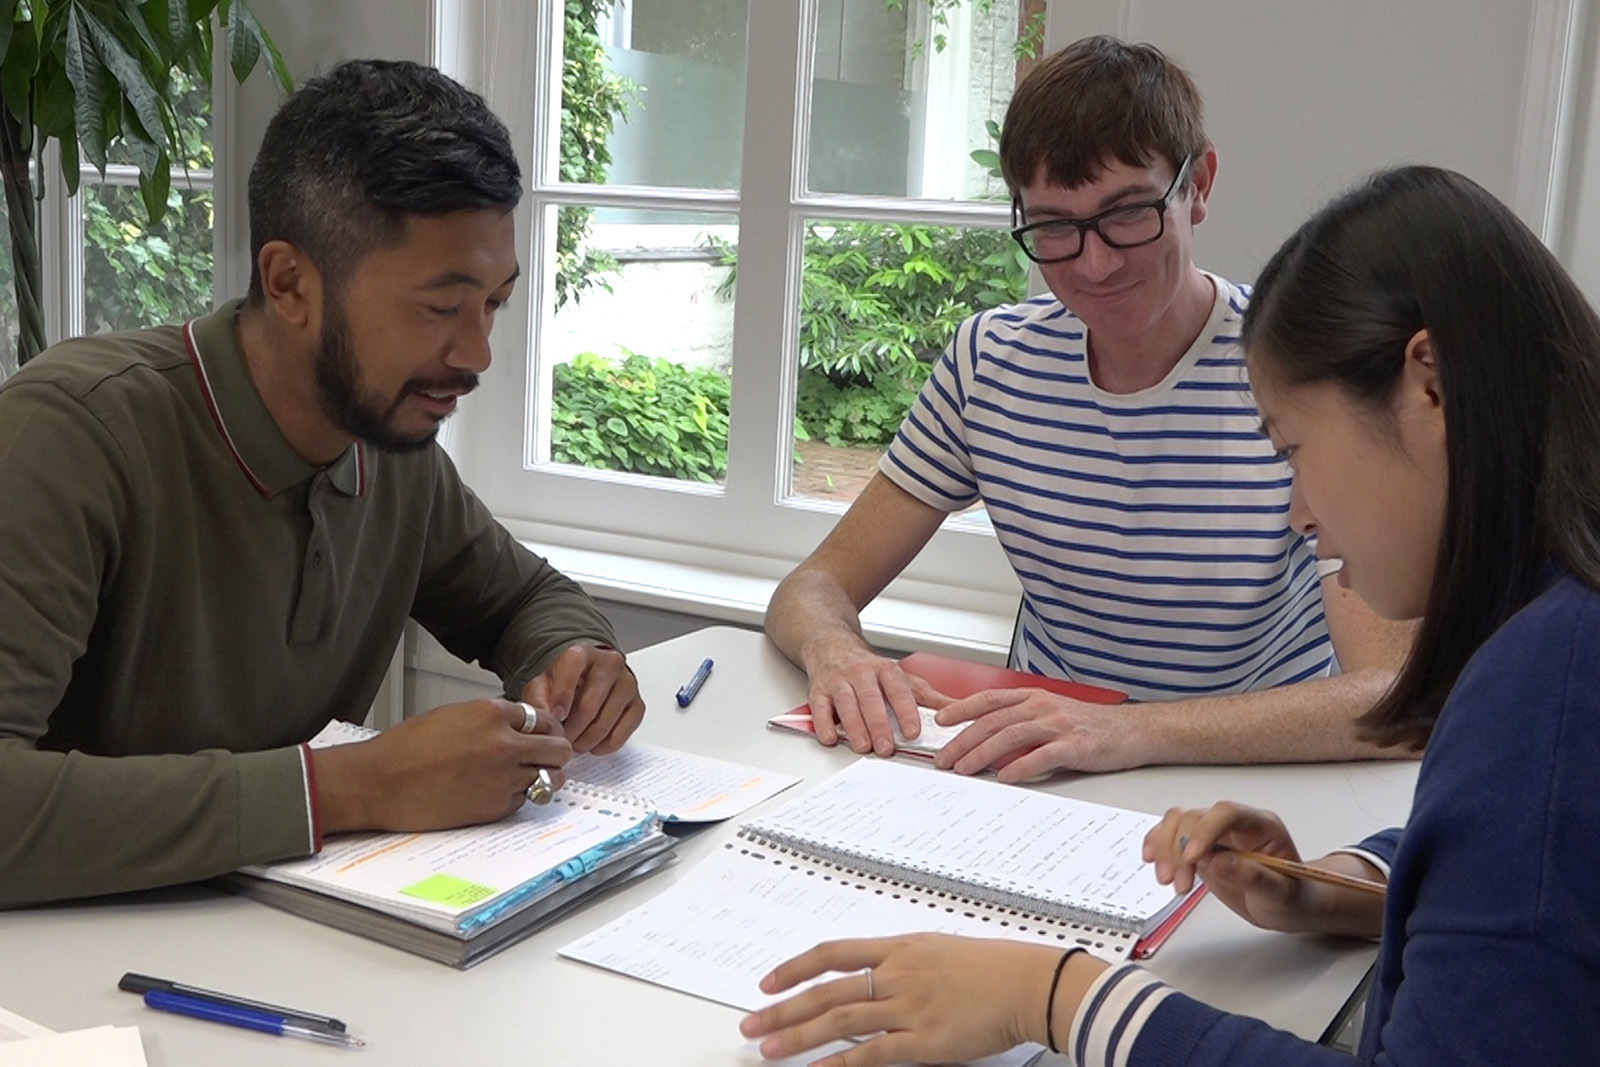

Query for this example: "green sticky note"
[400,873,499,908]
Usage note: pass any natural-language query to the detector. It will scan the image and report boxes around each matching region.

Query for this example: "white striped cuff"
[1326,847,1391,880]
[1066,962,1174,1067]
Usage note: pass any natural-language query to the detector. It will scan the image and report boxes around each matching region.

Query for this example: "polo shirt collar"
[185,300,367,498]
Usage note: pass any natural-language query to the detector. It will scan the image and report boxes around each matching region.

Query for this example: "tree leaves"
[62,7,106,171]
[550,352,731,482]
[6,1,291,195]
[1,0,293,362]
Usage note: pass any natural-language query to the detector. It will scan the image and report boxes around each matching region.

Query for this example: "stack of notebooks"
[223,723,679,968]
[561,758,1204,1015]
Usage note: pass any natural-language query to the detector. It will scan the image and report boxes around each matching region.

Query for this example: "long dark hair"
[1243,165,1600,749]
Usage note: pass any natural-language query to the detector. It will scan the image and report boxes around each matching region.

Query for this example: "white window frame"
[39,159,216,345]
[443,0,1030,655]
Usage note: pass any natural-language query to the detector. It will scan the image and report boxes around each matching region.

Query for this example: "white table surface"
[0,625,1417,1065]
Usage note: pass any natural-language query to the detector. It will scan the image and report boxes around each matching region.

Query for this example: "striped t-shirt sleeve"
[1067,962,1178,1066]
[879,315,984,511]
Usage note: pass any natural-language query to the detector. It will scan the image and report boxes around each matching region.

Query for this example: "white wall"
[1046,0,1593,294]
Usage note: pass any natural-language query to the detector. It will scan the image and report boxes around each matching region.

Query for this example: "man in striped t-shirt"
[765,36,1413,777]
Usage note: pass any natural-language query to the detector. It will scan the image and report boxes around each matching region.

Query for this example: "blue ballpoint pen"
[675,657,714,707]
[144,990,366,1049]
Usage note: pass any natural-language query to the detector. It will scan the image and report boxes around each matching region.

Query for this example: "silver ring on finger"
[864,967,875,1002]
[516,702,543,734]
[526,767,554,805]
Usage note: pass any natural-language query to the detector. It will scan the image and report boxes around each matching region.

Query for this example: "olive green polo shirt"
[0,301,617,906]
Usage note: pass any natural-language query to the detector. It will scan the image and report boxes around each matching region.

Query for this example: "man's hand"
[521,643,645,755]
[314,699,571,834]
[804,639,950,757]
[931,689,1150,780]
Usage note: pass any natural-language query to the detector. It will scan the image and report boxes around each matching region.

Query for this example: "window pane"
[786,218,1029,507]
[83,184,214,333]
[540,204,737,486]
[808,0,1048,200]
[560,0,748,191]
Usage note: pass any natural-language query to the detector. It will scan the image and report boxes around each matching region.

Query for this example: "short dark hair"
[998,35,1206,194]
[1243,165,1600,750]
[246,59,522,301]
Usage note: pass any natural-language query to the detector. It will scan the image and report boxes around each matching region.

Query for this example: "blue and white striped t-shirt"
[879,274,1332,702]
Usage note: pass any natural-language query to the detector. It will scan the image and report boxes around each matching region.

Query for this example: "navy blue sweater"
[1071,573,1600,1065]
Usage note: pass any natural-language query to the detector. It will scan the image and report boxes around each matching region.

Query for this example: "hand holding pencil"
[1143,801,1388,941]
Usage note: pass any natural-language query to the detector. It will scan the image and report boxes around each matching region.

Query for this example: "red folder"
[895,650,1126,705]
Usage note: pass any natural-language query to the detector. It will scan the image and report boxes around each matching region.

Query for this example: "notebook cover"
[897,650,1126,704]
[1131,882,1209,959]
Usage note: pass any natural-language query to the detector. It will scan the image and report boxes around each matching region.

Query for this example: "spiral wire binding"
[730,829,1131,955]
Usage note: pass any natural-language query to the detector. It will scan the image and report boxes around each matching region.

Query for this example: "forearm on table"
[0,740,314,906]
[764,568,875,673]
[1126,668,1411,765]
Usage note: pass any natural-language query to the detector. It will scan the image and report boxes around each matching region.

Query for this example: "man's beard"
[312,298,477,454]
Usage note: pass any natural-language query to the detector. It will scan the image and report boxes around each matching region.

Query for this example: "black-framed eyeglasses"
[1010,154,1195,264]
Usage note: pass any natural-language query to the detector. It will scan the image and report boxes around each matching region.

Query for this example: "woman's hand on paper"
[314,698,571,834]
[930,688,1144,778]
[803,640,951,757]
[1144,802,1385,939]
[740,934,1105,1066]
[521,642,645,755]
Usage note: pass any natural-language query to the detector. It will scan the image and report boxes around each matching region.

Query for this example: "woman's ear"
[1403,329,1441,409]
[1399,329,1447,459]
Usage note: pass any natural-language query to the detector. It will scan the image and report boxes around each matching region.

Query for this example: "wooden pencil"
[1214,844,1388,898]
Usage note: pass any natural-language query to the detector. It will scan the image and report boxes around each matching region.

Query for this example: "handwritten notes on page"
[561,844,1049,1067]
[564,743,799,822]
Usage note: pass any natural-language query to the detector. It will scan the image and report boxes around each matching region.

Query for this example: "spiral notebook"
[561,760,1200,1018]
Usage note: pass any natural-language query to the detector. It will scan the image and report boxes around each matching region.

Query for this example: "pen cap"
[119,972,167,995]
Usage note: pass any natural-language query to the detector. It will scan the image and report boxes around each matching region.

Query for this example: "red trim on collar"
[184,319,273,498]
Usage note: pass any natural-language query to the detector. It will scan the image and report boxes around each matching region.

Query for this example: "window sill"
[540,539,1014,654]
[411,532,1018,683]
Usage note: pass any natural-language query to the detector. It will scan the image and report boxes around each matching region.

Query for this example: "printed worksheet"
[565,743,800,822]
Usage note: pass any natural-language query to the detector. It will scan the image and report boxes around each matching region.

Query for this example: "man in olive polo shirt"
[0,60,642,906]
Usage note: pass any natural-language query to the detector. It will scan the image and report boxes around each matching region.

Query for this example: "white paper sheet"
[562,845,1052,1067]
[0,1026,147,1066]
[0,1007,51,1043]
[564,742,800,822]
[310,723,798,822]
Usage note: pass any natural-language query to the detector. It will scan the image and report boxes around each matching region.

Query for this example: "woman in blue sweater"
[740,165,1600,1065]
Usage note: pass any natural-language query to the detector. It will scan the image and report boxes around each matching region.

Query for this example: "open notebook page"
[746,759,1176,929]
[562,844,1051,1067]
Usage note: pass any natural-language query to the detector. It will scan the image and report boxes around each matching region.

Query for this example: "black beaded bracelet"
[1045,947,1085,1054]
